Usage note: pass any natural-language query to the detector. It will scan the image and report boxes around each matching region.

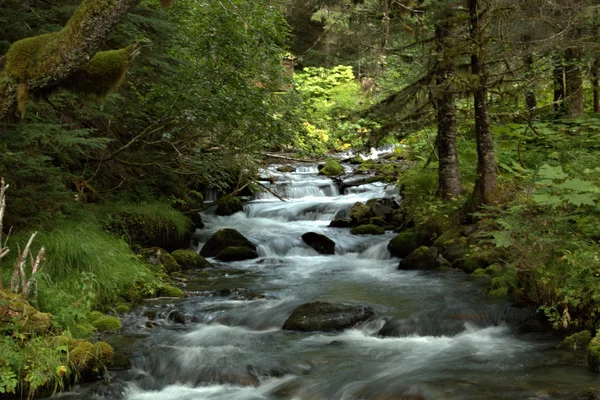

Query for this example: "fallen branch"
[263,153,317,163]
[252,179,287,202]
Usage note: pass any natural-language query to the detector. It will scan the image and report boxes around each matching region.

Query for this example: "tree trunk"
[553,54,565,115]
[469,0,497,208]
[593,59,599,114]
[565,47,585,119]
[523,52,537,119]
[435,7,461,200]
[0,0,142,122]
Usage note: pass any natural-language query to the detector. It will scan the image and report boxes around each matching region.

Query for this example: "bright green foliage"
[158,284,184,298]
[292,65,377,154]
[90,316,122,331]
[532,164,599,208]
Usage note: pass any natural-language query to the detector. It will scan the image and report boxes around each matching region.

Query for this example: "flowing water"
[64,162,600,400]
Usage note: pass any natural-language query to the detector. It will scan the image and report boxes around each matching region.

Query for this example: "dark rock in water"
[167,310,185,324]
[283,301,375,332]
[302,232,335,255]
[333,206,351,220]
[216,246,259,261]
[351,224,385,235]
[277,165,296,173]
[200,228,256,258]
[191,212,204,229]
[398,246,441,270]
[442,241,468,262]
[366,197,399,221]
[329,218,352,228]
[171,249,212,269]
[349,202,374,225]
[387,230,423,258]
[216,196,244,216]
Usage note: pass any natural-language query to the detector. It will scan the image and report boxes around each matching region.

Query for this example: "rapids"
[62,159,600,400]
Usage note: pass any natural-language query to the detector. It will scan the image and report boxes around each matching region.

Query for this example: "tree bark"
[565,47,585,119]
[523,52,536,119]
[0,0,142,122]
[553,54,565,115]
[469,0,497,208]
[435,6,461,200]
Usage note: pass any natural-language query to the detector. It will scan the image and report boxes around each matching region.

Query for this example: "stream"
[64,159,600,400]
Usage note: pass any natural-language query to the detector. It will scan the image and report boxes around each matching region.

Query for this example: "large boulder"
[398,246,441,270]
[0,289,52,335]
[349,202,373,225]
[329,218,352,228]
[387,229,423,258]
[216,196,244,216]
[216,246,259,262]
[302,232,335,255]
[200,228,256,258]
[589,332,600,372]
[171,249,212,269]
[283,301,375,332]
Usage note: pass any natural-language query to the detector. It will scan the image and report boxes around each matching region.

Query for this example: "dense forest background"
[1,0,600,396]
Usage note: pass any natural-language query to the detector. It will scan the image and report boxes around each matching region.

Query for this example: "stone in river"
[283,301,375,332]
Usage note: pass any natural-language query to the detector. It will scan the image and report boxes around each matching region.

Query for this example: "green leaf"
[537,164,567,181]
[556,178,598,193]
[532,193,563,208]
[566,193,597,207]
[492,231,512,248]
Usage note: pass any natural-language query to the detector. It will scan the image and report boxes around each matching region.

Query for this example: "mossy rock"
[91,316,122,331]
[441,239,469,262]
[69,339,114,376]
[200,228,256,258]
[588,333,600,372]
[433,228,462,249]
[485,264,504,277]
[318,159,345,176]
[72,322,96,338]
[471,268,489,278]
[87,311,104,323]
[351,224,385,235]
[216,196,244,216]
[329,218,352,228]
[452,256,484,273]
[115,303,131,313]
[160,252,179,273]
[216,246,259,262]
[370,217,386,227]
[349,202,373,225]
[277,165,296,173]
[171,249,211,269]
[387,229,423,258]
[158,284,185,298]
[398,246,440,270]
[0,289,52,335]
[560,330,592,351]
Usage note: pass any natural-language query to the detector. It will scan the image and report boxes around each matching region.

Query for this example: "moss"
[87,311,104,323]
[72,322,96,338]
[351,224,385,235]
[216,196,244,216]
[348,202,373,224]
[485,264,504,277]
[452,256,484,273]
[4,34,52,80]
[398,246,440,270]
[216,246,259,261]
[560,330,592,351]
[319,159,345,176]
[387,230,422,257]
[115,303,131,313]
[62,46,132,97]
[588,333,600,372]
[158,284,185,298]
[472,268,489,278]
[277,165,296,173]
[69,339,114,374]
[160,252,179,273]
[0,289,52,335]
[433,228,462,249]
[91,316,122,331]
[172,249,211,269]
[369,217,386,227]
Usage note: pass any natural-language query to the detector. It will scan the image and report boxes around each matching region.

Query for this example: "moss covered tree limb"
[0,0,168,122]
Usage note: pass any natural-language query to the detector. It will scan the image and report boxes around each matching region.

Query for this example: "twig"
[252,180,287,202]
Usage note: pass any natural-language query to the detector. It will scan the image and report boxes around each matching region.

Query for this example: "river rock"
[216,246,259,261]
[351,224,385,235]
[277,165,296,173]
[216,196,244,216]
[191,212,204,229]
[167,309,186,324]
[200,228,256,258]
[302,232,335,254]
[366,197,399,221]
[171,249,212,269]
[387,229,423,258]
[282,301,375,332]
[398,246,441,270]
[349,202,374,225]
[329,218,352,228]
